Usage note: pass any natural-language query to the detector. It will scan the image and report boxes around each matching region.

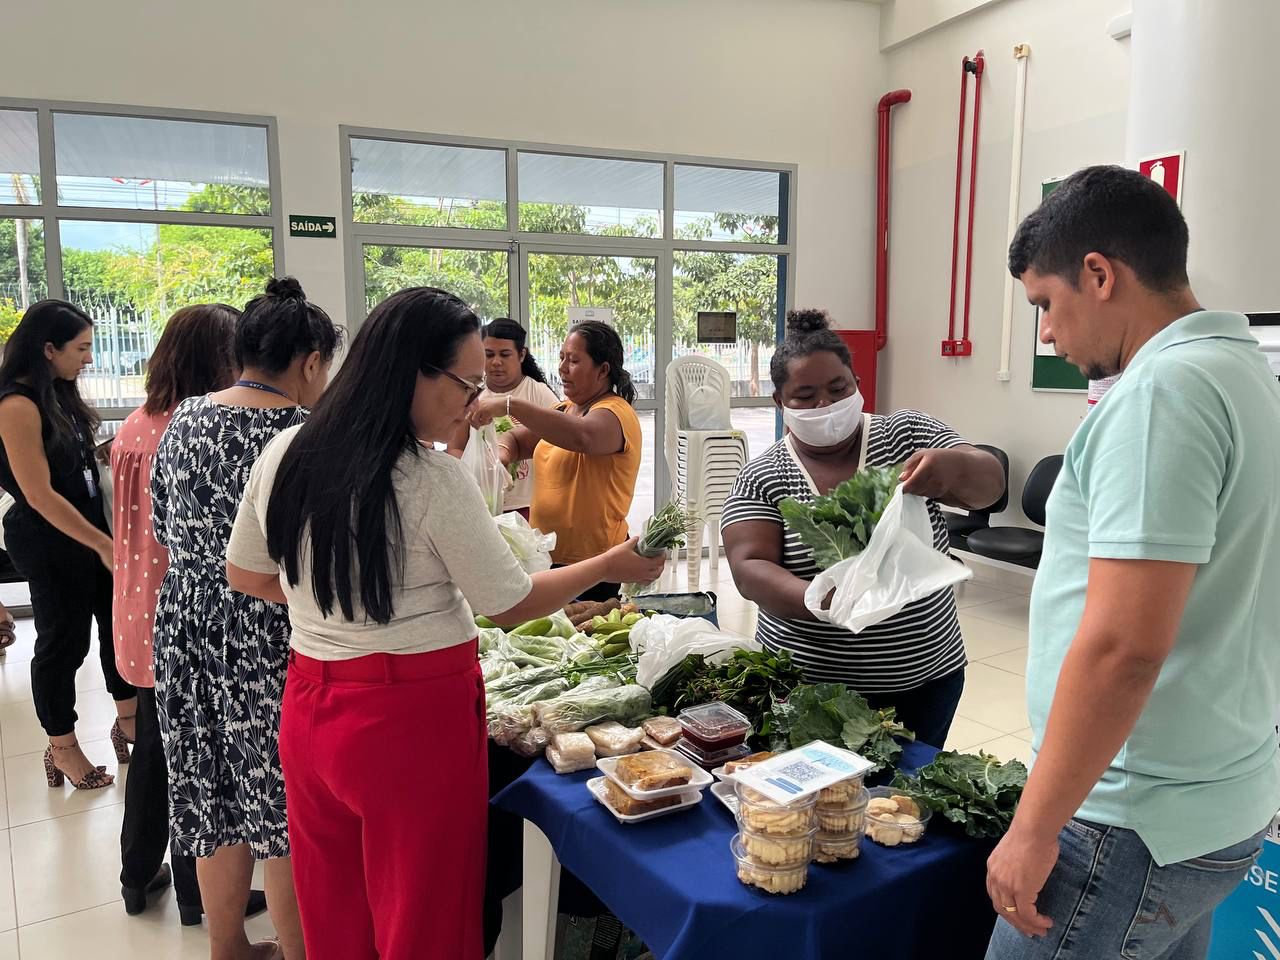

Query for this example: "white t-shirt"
[483,376,560,511]
[227,425,533,661]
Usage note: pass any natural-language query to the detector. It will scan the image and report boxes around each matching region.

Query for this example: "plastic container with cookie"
[863,786,932,846]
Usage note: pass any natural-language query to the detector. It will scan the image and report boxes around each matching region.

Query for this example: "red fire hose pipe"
[947,58,970,346]
[944,51,985,358]
[875,89,912,352]
[961,51,986,344]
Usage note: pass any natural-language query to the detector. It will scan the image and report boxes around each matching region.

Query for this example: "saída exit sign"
[289,215,337,239]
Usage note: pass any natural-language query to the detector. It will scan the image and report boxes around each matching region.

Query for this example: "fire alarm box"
[835,330,879,413]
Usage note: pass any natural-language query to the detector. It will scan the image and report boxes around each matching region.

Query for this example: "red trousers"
[280,643,488,960]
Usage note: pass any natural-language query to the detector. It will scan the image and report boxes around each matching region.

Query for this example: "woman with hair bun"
[152,277,340,960]
[471,320,641,601]
[721,308,1005,748]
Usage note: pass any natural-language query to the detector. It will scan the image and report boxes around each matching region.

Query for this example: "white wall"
[1,0,885,333]
[879,0,1131,519]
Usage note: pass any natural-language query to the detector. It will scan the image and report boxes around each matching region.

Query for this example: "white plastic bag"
[461,424,513,516]
[804,487,971,634]
[632,614,759,690]
[495,512,557,574]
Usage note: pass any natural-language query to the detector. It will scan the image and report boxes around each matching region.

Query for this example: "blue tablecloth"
[493,741,998,960]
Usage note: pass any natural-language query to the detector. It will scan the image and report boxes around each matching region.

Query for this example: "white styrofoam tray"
[587,777,703,823]
[596,748,713,800]
[711,781,740,815]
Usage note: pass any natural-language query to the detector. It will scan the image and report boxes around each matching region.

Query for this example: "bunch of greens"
[650,648,806,739]
[779,466,902,569]
[493,416,520,481]
[623,503,699,598]
[892,751,1028,839]
[766,682,915,773]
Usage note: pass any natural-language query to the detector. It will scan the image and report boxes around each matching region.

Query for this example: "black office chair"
[965,454,1064,569]
[945,444,1010,552]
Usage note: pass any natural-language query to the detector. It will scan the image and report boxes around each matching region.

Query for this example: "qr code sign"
[776,761,822,784]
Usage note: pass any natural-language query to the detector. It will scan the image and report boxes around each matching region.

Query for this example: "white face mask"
[782,390,865,448]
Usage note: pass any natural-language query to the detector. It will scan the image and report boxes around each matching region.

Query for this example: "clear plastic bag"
[804,487,972,634]
[461,424,513,517]
[495,511,557,574]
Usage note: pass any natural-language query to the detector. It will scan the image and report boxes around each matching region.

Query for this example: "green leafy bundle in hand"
[778,466,902,570]
[766,682,915,773]
[891,750,1028,839]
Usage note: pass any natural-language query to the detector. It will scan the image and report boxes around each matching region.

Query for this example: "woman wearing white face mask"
[721,309,1004,747]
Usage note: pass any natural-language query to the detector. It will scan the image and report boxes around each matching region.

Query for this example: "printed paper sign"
[729,741,874,805]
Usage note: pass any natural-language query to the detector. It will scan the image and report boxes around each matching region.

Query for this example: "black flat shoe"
[178,888,268,927]
[123,863,172,916]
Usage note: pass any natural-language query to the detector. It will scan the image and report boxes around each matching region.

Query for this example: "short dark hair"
[1008,165,1189,292]
[769,308,852,390]
[236,276,341,373]
[143,303,240,415]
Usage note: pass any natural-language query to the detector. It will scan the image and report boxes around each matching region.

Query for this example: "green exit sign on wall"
[289,215,336,238]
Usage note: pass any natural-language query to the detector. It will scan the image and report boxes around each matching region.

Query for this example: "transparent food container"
[675,738,752,769]
[816,787,870,834]
[731,835,809,895]
[735,783,818,836]
[677,702,751,754]
[817,774,869,806]
[864,786,932,846]
[738,826,817,868]
[814,829,864,863]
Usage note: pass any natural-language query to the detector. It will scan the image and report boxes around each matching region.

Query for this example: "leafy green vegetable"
[635,502,698,558]
[778,465,902,570]
[650,648,806,739]
[494,416,515,434]
[766,682,915,773]
[891,751,1029,839]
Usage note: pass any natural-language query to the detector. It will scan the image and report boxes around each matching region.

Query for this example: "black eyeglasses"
[424,364,484,405]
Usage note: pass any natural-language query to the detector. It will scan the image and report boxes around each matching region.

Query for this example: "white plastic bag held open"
[804,486,971,633]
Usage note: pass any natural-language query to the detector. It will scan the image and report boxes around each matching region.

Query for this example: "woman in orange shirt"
[472,320,641,601]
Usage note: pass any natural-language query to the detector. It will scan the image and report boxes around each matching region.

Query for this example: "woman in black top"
[0,300,136,790]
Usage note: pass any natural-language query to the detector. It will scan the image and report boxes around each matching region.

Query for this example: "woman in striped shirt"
[722,309,1004,747]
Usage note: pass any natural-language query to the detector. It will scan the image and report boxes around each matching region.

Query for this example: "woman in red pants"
[225,286,664,960]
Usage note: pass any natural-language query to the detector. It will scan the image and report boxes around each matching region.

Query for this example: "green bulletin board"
[1031,177,1088,392]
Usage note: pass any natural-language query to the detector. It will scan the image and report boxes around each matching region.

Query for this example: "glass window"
[673,251,781,398]
[351,138,506,229]
[53,113,271,214]
[1,218,47,342]
[362,245,509,320]
[674,165,784,243]
[731,406,779,462]
[526,253,657,401]
[0,109,41,204]
[60,220,274,408]
[626,410,657,540]
[519,153,661,238]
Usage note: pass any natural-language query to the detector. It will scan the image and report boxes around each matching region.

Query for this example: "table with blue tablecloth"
[493,740,998,960]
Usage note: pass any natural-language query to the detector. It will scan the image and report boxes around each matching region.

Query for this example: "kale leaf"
[891,750,1029,839]
[767,682,915,774]
[778,465,902,570]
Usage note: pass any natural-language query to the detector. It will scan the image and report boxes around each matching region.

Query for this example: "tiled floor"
[0,558,1033,956]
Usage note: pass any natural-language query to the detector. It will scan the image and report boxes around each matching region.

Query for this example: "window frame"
[340,127,795,512]
[0,98,285,420]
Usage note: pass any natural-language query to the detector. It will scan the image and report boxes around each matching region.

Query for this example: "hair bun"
[265,276,306,301]
[785,308,832,335]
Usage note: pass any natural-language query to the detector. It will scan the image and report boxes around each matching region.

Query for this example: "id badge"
[83,467,98,499]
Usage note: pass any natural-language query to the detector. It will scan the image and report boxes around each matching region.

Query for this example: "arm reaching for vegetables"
[472,393,623,458]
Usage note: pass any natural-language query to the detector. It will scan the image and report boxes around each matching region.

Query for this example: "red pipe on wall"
[961,51,985,343]
[874,89,912,353]
[947,58,970,345]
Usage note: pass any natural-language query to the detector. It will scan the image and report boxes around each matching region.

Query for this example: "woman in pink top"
[111,304,266,923]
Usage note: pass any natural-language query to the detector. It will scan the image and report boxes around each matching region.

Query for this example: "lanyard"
[68,412,98,500]
[236,379,292,400]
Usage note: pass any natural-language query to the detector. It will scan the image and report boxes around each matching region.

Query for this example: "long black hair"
[0,299,100,449]
[483,318,548,385]
[265,287,481,624]
[568,320,635,405]
[769,308,852,390]
[237,277,341,373]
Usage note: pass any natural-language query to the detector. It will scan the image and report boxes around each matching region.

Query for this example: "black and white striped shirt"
[721,410,969,694]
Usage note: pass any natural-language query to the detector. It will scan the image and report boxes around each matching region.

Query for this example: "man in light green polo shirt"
[985,165,1280,960]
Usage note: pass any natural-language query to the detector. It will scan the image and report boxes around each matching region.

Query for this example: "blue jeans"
[986,819,1266,960]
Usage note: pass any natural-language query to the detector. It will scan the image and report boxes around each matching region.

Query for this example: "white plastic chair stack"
[663,355,749,591]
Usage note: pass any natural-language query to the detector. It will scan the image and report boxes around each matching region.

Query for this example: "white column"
[1127,0,1280,310]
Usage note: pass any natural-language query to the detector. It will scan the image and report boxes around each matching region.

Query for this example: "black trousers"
[3,509,134,736]
[864,666,966,750]
[120,686,200,903]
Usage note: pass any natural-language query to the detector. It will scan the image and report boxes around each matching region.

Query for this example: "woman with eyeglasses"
[224,286,663,959]
[447,318,559,518]
[152,277,339,960]
[470,319,642,602]
[721,308,1005,748]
